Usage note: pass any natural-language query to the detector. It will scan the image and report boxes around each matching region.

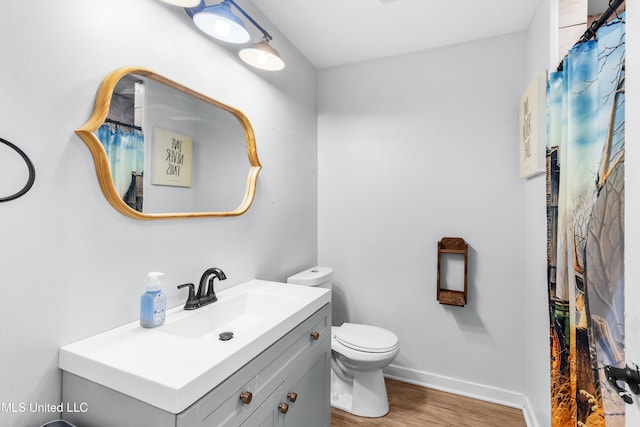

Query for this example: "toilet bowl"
[287,267,400,418]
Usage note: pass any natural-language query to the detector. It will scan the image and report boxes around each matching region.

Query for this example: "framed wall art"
[519,71,547,179]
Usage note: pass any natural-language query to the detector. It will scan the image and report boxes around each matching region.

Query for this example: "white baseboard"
[384,364,533,425]
[521,394,543,427]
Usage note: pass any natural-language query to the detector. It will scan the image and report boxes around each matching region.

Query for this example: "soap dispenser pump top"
[147,272,163,291]
[140,272,166,328]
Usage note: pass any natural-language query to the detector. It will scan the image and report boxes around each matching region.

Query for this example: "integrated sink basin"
[59,279,330,414]
[159,287,299,340]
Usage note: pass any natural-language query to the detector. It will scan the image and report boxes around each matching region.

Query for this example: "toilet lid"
[333,323,398,353]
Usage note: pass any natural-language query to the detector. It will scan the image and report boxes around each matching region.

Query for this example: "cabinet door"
[241,383,285,427]
[280,343,330,427]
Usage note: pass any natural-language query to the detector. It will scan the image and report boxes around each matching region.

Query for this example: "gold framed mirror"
[76,66,261,219]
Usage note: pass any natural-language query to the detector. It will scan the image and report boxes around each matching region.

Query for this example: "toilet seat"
[333,323,399,353]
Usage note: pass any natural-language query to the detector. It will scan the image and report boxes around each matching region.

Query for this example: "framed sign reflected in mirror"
[76,66,261,220]
[151,127,193,188]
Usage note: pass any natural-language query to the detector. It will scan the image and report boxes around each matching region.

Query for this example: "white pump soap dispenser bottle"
[140,272,166,328]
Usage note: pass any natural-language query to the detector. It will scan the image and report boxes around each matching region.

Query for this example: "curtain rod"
[105,118,142,132]
[557,0,625,71]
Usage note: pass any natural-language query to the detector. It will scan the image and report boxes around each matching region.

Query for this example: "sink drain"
[219,331,234,341]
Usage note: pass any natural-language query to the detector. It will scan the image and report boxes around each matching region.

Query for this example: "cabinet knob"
[287,392,298,402]
[278,402,289,414]
[239,391,253,405]
[310,331,320,341]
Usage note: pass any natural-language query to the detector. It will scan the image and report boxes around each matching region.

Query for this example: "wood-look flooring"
[331,379,527,427]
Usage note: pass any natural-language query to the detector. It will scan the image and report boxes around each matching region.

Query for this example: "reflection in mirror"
[76,66,261,219]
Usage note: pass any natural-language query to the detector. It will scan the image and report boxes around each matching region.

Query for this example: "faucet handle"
[177,283,198,310]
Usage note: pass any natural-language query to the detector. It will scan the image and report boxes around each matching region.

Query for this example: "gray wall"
[523,1,554,426]
[318,32,528,407]
[0,1,318,426]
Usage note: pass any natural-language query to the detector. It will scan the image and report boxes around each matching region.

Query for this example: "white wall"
[0,1,318,425]
[522,1,555,426]
[318,32,528,407]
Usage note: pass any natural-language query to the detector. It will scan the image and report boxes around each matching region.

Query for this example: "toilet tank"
[287,266,333,290]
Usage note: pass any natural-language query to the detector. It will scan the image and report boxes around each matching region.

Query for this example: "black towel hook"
[0,137,36,202]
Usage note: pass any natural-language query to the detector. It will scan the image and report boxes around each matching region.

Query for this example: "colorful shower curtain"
[546,14,625,427]
[96,124,145,210]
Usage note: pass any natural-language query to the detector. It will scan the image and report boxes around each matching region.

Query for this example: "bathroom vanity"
[59,280,331,427]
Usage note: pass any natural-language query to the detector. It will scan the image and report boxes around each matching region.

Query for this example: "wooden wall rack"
[436,237,468,307]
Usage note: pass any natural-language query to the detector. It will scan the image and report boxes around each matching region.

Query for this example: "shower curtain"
[96,124,145,211]
[546,14,625,427]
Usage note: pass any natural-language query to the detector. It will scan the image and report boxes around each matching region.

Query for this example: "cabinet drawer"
[177,375,258,427]
[256,308,329,396]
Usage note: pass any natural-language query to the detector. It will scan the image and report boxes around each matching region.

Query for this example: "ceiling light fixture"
[184,0,285,71]
[239,38,285,71]
[185,0,250,44]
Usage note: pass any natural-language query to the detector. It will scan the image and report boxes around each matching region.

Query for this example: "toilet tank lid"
[286,266,333,286]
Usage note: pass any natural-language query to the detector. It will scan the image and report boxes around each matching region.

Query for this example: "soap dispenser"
[140,272,166,328]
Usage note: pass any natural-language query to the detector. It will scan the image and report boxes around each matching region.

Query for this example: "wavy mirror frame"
[76,66,261,220]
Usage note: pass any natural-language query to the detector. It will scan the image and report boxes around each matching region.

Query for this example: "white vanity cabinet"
[62,304,331,427]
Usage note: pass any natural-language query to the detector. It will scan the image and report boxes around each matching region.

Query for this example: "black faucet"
[177,268,227,310]
[206,268,227,302]
[196,268,226,306]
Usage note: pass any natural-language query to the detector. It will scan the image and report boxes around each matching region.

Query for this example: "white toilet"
[287,266,400,418]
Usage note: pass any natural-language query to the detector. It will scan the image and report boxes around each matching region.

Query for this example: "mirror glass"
[76,67,261,219]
